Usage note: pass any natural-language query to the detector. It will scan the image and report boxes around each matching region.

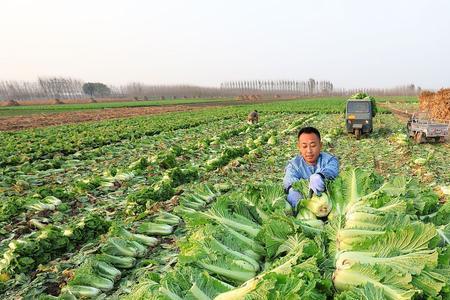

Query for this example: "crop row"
[0,98,391,167]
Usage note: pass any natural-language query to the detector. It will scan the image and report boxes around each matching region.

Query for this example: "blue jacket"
[283,152,339,190]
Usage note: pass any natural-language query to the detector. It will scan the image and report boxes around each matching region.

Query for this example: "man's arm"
[283,162,301,190]
[283,161,304,208]
[318,155,339,180]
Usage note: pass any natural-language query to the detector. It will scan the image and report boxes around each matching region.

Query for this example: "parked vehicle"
[407,112,449,143]
[345,99,375,139]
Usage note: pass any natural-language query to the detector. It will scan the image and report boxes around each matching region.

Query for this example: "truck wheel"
[415,132,423,144]
[355,129,361,140]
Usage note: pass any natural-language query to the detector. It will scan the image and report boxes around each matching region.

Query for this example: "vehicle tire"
[415,132,423,144]
[355,129,361,140]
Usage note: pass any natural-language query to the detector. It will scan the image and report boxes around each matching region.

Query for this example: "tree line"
[0,77,122,101]
[220,79,333,96]
[0,77,420,102]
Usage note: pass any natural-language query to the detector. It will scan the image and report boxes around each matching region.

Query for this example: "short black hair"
[297,126,321,140]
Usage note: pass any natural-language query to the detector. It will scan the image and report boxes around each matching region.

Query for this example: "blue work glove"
[309,173,325,196]
[287,188,302,208]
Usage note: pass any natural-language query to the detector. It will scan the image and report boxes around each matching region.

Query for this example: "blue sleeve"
[319,155,339,179]
[283,162,301,189]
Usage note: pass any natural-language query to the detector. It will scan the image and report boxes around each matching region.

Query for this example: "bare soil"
[0,97,296,131]
[0,105,202,131]
[0,98,138,106]
[378,102,413,121]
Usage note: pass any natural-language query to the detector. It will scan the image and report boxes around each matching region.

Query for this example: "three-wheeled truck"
[345,98,376,139]
[407,112,449,143]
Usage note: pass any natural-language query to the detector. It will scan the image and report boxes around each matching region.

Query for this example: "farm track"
[377,102,412,120]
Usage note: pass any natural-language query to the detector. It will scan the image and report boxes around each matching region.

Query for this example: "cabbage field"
[0,98,449,300]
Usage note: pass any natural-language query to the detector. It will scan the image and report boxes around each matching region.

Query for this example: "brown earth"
[0,105,202,131]
[2,100,20,106]
[377,102,413,121]
[0,97,138,106]
[0,98,287,131]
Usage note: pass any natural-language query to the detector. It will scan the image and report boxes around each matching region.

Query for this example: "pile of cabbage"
[350,92,378,115]
[118,168,450,299]
[58,219,179,298]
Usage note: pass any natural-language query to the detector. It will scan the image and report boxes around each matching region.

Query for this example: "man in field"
[247,110,259,124]
[283,126,339,208]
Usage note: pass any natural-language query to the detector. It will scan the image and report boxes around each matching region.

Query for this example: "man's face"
[297,133,322,165]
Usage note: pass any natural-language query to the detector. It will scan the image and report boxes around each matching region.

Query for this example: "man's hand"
[287,189,302,208]
[309,173,325,195]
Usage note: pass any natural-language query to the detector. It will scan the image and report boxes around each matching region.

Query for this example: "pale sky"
[1,0,449,89]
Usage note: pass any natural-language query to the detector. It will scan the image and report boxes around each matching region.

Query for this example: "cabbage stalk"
[137,222,173,236]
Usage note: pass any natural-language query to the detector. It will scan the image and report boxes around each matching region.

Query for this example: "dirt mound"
[53,98,64,105]
[1,100,20,106]
[235,94,262,101]
[90,98,97,103]
[419,89,450,121]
